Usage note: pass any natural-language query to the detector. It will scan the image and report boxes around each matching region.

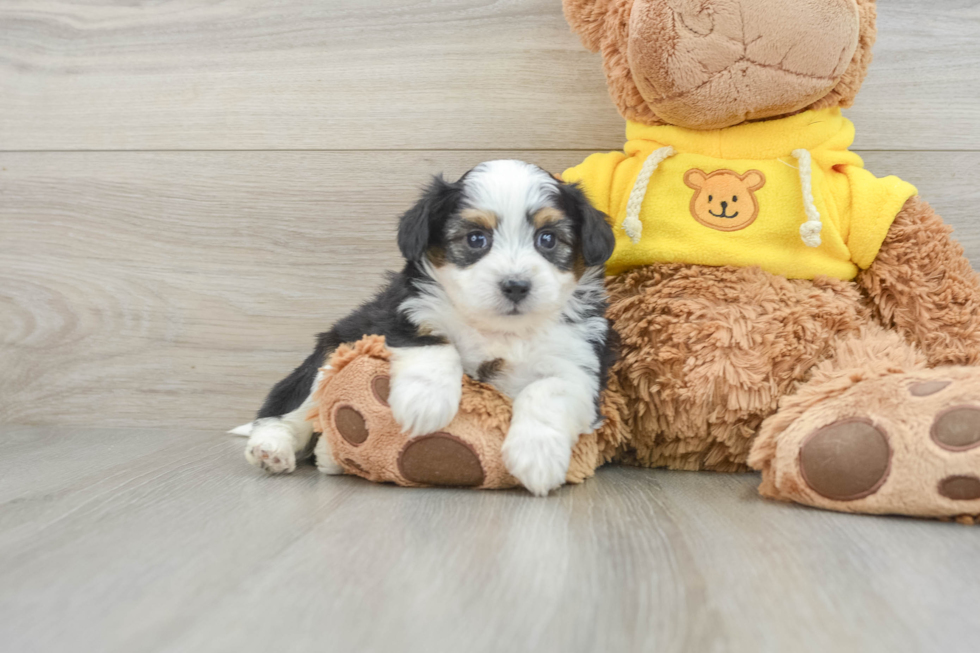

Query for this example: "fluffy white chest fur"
[399,271,606,402]
[439,314,601,400]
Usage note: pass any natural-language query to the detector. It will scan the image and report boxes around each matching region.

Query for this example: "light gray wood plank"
[0,425,360,652]
[0,0,620,151]
[849,0,980,151]
[0,425,977,653]
[0,0,977,151]
[2,150,978,430]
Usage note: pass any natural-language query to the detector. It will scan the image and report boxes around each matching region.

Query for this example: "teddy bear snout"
[626,0,862,129]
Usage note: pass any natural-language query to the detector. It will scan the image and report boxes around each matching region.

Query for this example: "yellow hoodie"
[563,108,917,280]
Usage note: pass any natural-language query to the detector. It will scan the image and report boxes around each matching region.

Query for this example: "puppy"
[237,160,616,495]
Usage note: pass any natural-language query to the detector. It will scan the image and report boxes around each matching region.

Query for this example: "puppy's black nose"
[721,201,728,211]
[500,279,531,303]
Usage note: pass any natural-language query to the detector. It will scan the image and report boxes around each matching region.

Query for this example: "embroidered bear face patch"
[684,169,766,232]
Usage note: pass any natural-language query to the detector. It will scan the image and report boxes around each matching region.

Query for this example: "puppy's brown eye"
[466,231,489,249]
[708,195,713,202]
[536,230,557,250]
[732,196,738,202]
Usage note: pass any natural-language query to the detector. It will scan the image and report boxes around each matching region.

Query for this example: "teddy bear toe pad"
[909,380,951,397]
[938,475,980,501]
[799,419,891,501]
[762,368,980,519]
[930,406,980,451]
[335,406,369,445]
[398,433,485,487]
[371,375,390,406]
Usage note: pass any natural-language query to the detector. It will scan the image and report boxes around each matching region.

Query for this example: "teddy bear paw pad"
[909,380,951,397]
[799,419,891,501]
[371,375,390,406]
[335,406,369,445]
[938,475,980,501]
[930,406,980,451]
[397,433,485,487]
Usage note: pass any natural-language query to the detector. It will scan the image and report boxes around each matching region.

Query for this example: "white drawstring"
[792,148,822,247]
[623,146,675,244]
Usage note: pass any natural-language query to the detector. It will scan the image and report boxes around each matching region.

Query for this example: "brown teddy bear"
[310,0,980,521]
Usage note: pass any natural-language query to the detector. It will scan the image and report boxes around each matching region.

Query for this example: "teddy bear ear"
[741,170,766,191]
[683,169,707,190]
[563,0,620,52]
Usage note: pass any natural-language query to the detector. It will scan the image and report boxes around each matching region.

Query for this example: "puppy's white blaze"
[463,160,556,221]
[389,344,464,437]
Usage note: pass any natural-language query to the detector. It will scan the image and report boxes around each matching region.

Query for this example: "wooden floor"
[1,424,978,653]
[3,1,980,651]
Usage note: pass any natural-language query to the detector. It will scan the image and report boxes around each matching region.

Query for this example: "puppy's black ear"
[397,175,462,262]
[557,182,615,267]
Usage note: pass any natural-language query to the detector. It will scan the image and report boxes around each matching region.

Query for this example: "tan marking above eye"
[459,208,498,230]
[532,207,565,229]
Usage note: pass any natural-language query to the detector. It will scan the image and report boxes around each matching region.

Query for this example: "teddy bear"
[308,0,980,521]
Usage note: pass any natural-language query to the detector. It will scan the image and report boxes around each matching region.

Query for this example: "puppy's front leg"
[502,375,597,496]
[388,344,464,437]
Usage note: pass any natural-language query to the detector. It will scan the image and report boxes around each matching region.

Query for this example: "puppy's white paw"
[388,345,463,437]
[313,434,345,475]
[246,438,296,474]
[245,421,297,474]
[502,420,573,497]
[389,373,462,437]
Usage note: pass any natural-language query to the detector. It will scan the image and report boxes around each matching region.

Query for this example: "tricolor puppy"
[237,160,616,496]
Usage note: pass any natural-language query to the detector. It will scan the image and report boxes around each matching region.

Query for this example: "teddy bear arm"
[857,196,980,367]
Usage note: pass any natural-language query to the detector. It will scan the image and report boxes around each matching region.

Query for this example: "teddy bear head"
[563,0,878,130]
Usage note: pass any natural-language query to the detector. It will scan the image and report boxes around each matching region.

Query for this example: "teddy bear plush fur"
[312,0,980,520]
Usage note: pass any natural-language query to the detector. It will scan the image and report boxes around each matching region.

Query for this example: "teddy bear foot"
[752,367,980,521]
[310,336,520,489]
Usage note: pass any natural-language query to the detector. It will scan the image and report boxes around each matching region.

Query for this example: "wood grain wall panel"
[2,150,977,429]
[1,0,978,151]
